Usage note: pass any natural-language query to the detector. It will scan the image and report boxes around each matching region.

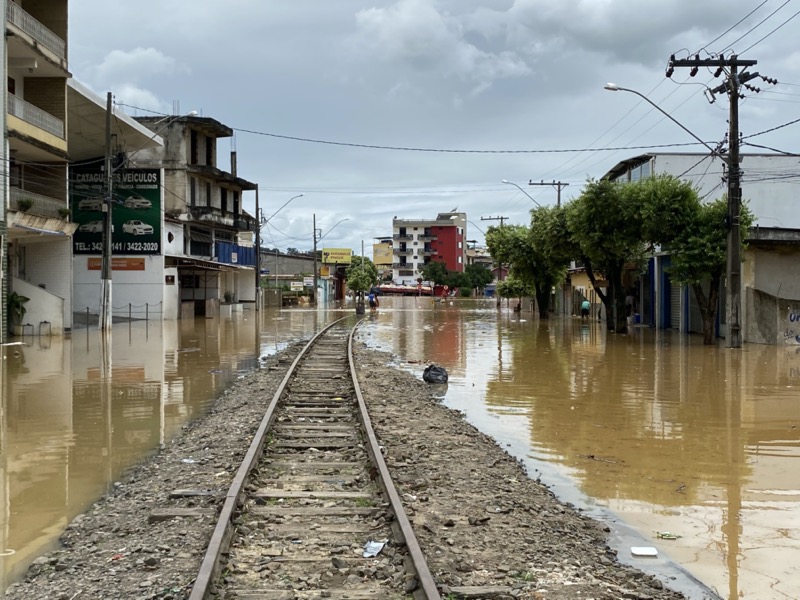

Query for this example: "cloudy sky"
[69,0,800,256]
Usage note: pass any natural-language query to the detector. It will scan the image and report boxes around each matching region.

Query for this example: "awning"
[166,255,251,271]
[12,224,68,236]
[188,230,214,243]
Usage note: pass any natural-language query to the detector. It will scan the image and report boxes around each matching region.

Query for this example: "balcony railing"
[8,94,64,138]
[7,2,66,59]
[418,234,437,241]
[392,262,413,269]
[10,187,68,219]
[393,234,412,241]
[393,248,412,255]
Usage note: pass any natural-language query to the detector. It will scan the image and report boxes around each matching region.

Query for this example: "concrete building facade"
[603,152,800,344]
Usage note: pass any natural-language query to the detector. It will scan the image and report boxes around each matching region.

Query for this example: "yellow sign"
[322,248,352,264]
[320,266,330,277]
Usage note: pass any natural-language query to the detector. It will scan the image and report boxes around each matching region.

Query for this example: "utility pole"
[669,54,762,349]
[312,213,318,306]
[100,92,113,332]
[254,188,261,311]
[481,215,507,227]
[528,180,568,207]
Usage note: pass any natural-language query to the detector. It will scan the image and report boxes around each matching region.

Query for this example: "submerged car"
[122,220,154,235]
[78,220,104,233]
[123,195,152,209]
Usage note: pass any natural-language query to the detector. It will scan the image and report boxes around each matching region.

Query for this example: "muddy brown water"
[1,298,798,599]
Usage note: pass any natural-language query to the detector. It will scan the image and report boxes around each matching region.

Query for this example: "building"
[128,115,258,319]
[4,1,162,338]
[391,212,466,284]
[372,237,393,279]
[602,152,800,344]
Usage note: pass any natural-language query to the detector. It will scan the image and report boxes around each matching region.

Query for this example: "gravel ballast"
[3,340,711,599]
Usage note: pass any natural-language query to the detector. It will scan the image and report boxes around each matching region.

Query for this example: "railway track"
[188,317,440,599]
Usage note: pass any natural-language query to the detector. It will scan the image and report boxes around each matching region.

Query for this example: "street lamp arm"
[262,193,303,225]
[501,179,542,207]
[319,218,350,241]
[603,83,716,155]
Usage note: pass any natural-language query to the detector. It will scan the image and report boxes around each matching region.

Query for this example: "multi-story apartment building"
[4,1,158,338]
[3,0,71,339]
[132,115,258,318]
[391,212,466,284]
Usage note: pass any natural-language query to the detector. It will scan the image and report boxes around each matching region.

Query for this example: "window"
[457,256,463,264]
[190,130,198,164]
[190,177,196,206]
[458,241,462,249]
[206,182,212,206]
[205,135,213,166]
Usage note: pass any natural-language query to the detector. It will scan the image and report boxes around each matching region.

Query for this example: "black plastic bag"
[423,364,449,384]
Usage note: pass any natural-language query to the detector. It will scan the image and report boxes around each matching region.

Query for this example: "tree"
[420,260,450,287]
[527,206,573,318]
[640,180,754,344]
[346,256,378,311]
[567,179,646,333]
[463,264,493,294]
[496,277,531,307]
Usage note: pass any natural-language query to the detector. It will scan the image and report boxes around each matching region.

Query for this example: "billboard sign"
[71,167,161,255]
[322,248,352,264]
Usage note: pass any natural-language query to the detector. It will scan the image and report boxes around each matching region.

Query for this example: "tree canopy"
[345,256,378,293]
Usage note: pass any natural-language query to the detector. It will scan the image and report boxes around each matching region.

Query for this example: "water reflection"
[0,308,334,591]
[362,297,800,600]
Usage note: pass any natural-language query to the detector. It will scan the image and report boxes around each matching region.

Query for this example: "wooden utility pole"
[312,213,318,305]
[528,180,568,207]
[670,54,759,348]
[254,188,261,311]
[481,215,507,227]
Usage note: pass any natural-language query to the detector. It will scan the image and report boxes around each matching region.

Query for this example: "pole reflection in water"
[362,296,800,600]
[0,308,332,590]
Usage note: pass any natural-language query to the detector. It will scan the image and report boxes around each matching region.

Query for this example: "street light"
[257,193,304,298]
[502,179,542,207]
[603,83,716,154]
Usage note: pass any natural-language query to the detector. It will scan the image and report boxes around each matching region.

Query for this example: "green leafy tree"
[419,260,450,287]
[496,277,531,307]
[567,179,647,333]
[527,206,574,318]
[346,257,378,310]
[463,263,493,293]
[485,220,567,319]
[641,184,753,344]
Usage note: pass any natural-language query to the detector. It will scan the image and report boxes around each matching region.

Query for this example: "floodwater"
[1,298,799,599]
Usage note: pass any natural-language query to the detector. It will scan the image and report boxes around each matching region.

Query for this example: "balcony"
[393,234,412,241]
[7,2,66,60]
[393,248,412,255]
[420,248,437,256]
[8,94,64,138]
[11,187,68,219]
[391,262,412,269]
[418,234,437,241]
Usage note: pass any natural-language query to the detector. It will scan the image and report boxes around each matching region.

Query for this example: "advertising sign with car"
[71,167,161,255]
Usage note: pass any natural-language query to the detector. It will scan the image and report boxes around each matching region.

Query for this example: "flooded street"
[2,298,800,599]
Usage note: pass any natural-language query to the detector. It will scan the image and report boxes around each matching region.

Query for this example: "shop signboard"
[71,167,161,255]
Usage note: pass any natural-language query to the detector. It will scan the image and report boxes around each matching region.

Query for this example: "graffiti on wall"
[784,310,800,344]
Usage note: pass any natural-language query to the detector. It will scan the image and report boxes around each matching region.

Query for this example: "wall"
[654,154,800,229]
[11,276,64,334]
[73,254,167,318]
[163,267,179,319]
[20,236,72,328]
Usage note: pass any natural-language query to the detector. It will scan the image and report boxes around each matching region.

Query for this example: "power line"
[741,8,800,53]
[694,0,770,55]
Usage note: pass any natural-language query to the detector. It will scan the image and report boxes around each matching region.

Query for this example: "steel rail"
[188,316,352,599]
[348,322,442,599]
